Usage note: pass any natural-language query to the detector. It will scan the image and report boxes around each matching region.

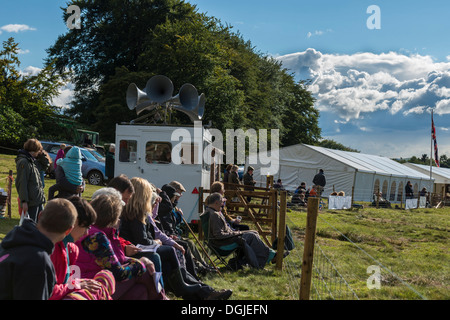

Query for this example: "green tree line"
[46,0,321,145]
[396,153,450,168]
[0,37,67,150]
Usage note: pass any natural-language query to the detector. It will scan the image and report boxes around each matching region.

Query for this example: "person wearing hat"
[243,166,256,202]
[158,184,217,277]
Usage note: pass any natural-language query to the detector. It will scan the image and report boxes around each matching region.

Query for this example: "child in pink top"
[54,144,66,169]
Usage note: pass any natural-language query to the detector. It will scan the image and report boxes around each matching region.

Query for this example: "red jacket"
[49,240,79,300]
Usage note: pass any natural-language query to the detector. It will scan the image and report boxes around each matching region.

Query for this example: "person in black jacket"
[405,181,414,199]
[0,198,77,300]
[157,184,215,277]
[312,169,326,196]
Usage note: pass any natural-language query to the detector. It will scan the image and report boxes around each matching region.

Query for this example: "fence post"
[275,190,287,270]
[351,186,355,209]
[299,197,319,300]
[198,187,204,240]
[376,187,380,209]
[7,170,13,219]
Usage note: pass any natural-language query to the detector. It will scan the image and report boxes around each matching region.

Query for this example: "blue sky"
[1,0,450,158]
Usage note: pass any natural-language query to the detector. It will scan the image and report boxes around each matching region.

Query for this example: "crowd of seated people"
[0,173,243,300]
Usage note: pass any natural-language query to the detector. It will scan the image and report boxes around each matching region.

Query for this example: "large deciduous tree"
[47,0,321,145]
[0,37,65,148]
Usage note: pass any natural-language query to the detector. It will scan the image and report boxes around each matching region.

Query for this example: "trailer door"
[115,137,143,179]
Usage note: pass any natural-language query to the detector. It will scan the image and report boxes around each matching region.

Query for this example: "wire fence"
[282,208,428,300]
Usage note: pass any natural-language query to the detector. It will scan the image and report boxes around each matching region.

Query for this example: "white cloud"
[0,24,36,33]
[51,83,75,109]
[20,66,41,77]
[277,48,450,157]
[277,49,450,120]
[306,29,332,38]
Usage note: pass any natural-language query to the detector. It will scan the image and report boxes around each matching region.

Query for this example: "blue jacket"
[57,146,83,185]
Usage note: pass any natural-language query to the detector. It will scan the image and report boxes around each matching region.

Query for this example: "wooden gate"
[198,176,278,247]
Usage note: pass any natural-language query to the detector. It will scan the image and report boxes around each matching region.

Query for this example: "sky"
[1,0,450,159]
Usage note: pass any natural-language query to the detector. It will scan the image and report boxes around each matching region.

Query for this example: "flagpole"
[430,109,433,193]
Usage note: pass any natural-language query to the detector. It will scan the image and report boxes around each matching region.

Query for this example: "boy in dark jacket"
[0,198,77,300]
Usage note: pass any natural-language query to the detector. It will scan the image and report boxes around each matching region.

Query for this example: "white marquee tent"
[247,144,433,203]
[403,163,450,194]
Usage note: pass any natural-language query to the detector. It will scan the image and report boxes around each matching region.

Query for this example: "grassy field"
[1,152,449,300]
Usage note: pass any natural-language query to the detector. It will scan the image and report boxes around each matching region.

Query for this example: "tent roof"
[403,163,450,183]
[302,144,432,180]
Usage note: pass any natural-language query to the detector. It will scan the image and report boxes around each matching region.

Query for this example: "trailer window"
[119,140,138,163]
[180,143,200,165]
[146,142,172,164]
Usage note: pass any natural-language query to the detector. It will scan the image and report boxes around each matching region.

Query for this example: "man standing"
[312,169,326,197]
[15,139,46,222]
[105,143,115,183]
[405,181,414,199]
[243,166,256,202]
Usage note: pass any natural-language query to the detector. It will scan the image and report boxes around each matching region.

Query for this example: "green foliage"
[46,0,321,146]
[0,105,27,145]
[317,139,360,152]
[0,37,66,148]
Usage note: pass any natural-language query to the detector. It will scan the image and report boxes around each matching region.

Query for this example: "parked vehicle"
[41,141,106,185]
[115,123,222,223]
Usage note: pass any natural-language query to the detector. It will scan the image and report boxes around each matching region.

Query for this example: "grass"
[0,153,103,239]
[1,152,449,300]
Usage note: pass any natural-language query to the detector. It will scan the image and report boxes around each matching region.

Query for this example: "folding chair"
[199,210,242,271]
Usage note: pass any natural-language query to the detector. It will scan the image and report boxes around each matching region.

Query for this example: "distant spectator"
[54,144,66,169]
[312,169,326,196]
[243,166,256,202]
[309,185,318,197]
[291,192,307,207]
[405,181,414,199]
[227,165,241,185]
[105,144,115,182]
[273,179,284,190]
[35,149,52,189]
[223,164,232,184]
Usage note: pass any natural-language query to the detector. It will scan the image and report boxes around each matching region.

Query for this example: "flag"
[432,113,440,167]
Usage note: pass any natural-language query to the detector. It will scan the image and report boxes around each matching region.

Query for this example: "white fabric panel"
[328,196,352,210]
[419,196,427,208]
[405,198,418,210]
[354,172,375,201]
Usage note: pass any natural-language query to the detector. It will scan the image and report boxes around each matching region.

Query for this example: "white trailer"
[114,123,221,223]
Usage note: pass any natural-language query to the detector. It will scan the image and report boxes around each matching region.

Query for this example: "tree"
[317,139,359,152]
[0,37,66,148]
[46,0,321,147]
